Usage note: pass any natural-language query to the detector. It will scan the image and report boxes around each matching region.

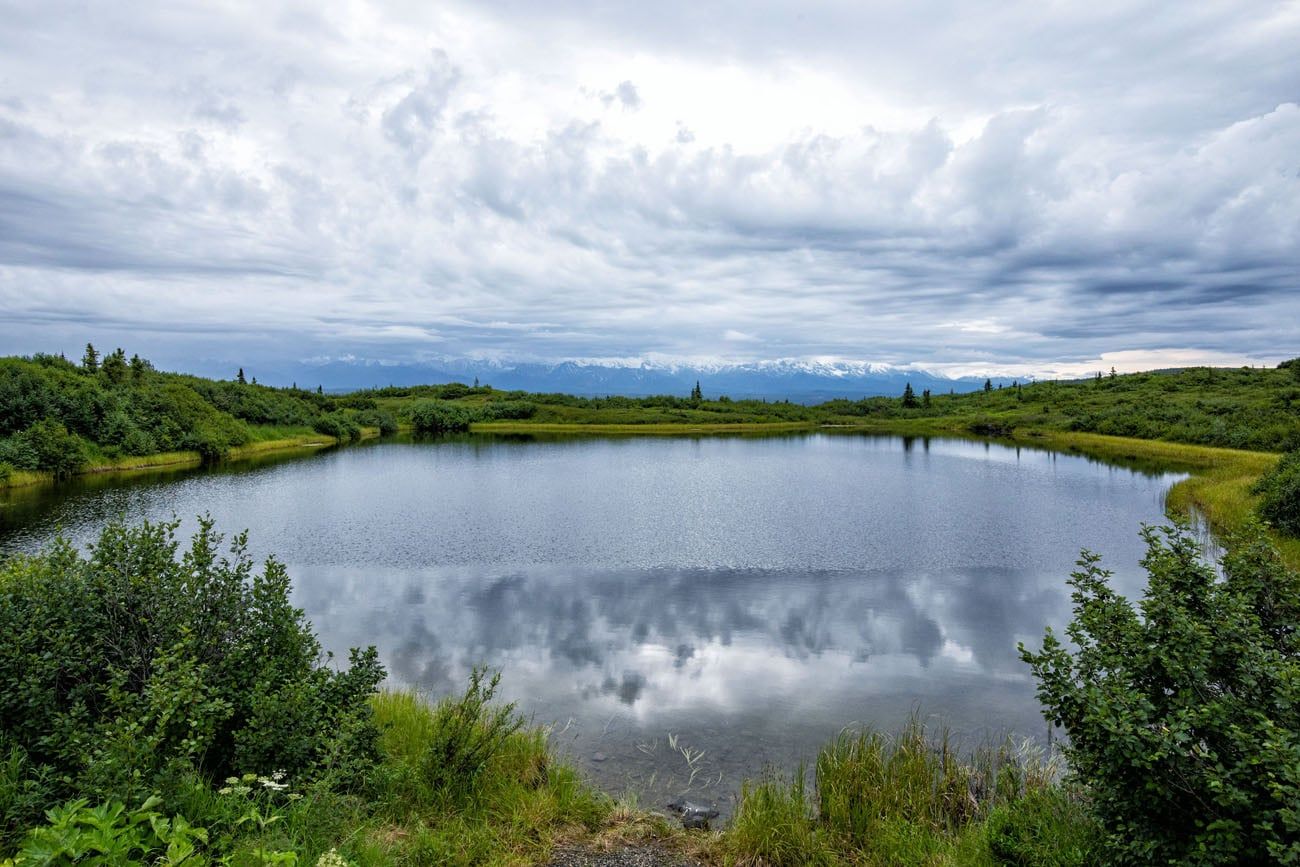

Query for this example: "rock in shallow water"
[666,799,719,830]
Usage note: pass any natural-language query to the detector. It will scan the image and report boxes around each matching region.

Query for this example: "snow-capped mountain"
[268,356,1001,401]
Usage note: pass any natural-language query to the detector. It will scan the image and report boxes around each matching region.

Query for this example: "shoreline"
[4,419,1289,565]
[0,429,381,492]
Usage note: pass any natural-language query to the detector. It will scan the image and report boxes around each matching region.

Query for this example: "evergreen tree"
[921,388,931,408]
[101,348,128,384]
[81,343,99,372]
[901,382,919,408]
[317,385,323,395]
[983,378,992,393]
[691,381,703,401]
[237,367,247,385]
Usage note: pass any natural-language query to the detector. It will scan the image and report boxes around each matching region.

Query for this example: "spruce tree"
[901,382,919,408]
[81,343,99,372]
[237,367,247,385]
[983,378,992,393]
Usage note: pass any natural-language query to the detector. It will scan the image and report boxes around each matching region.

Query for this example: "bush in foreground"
[0,518,610,865]
[1022,523,1300,864]
[0,518,385,846]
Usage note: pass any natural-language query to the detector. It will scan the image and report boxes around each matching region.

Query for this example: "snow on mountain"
[273,355,1001,401]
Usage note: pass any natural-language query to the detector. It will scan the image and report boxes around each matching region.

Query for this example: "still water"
[0,433,1184,810]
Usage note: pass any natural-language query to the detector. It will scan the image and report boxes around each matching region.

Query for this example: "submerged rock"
[666,799,720,830]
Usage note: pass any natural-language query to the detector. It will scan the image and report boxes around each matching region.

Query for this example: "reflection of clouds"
[296,561,1076,734]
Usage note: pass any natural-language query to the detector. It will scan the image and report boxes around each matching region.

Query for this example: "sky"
[0,0,1297,379]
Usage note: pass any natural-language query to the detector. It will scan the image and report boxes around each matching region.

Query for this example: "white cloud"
[0,0,1296,375]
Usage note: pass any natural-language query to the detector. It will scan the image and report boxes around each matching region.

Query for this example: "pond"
[0,433,1185,812]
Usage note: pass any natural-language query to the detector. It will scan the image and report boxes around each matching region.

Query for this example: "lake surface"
[0,433,1184,812]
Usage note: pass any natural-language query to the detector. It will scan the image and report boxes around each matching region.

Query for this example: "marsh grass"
[718,721,1097,867]
[354,686,611,865]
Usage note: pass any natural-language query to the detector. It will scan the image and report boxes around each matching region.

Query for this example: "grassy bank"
[217,699,1100,867]
[0,431,360,491]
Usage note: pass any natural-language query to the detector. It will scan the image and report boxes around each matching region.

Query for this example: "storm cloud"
[0,0,1296,377]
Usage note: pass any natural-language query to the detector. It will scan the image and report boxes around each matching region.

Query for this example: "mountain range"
[260,357,1007,402]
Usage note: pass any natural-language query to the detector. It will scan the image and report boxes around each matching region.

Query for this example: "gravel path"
[545,844,706,867]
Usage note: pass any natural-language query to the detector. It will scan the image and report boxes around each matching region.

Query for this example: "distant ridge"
[269,357,1003,401]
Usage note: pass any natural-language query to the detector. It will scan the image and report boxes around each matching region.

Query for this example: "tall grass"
[361,684,610,864]
[719,721,1098,867]
[151,685,613,866]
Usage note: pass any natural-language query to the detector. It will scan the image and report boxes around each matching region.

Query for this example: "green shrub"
[352,410,397,436]
[312,413,361,443]
[3,795,208,866]
[0,742,52,851]
[408,401,475,434]
[419,670,522,804]
[1021,523,1300,864]
[1254,450,1300,536]
[477,401,537,421]
[0,420,86,476]
[0,518,386,812]
[0,461,12,483]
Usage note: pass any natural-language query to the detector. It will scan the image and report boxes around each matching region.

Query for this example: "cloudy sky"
[0,0,1297,379]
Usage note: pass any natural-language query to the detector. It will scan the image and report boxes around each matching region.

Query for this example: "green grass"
[715,721,1097,867]
[145,687,618,867]
[0,428,374,490]
[189,699,1101,867]
[350,688,611,865]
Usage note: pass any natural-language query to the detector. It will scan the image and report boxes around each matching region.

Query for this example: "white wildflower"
[315,849,353,867]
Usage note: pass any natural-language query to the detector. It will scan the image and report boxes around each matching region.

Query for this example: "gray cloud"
[0,0,1295,376]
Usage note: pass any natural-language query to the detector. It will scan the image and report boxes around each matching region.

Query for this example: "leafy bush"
[352,410,397,436]
[408,400,475,434]
[3,795,208,866]
[0,742,52,850]
[1254,450,1300,536]
[1021,523,1300,864]
[0,420,87,476]
[477,401,537,421]
[311,413,361,443]
[0,518,386,814]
